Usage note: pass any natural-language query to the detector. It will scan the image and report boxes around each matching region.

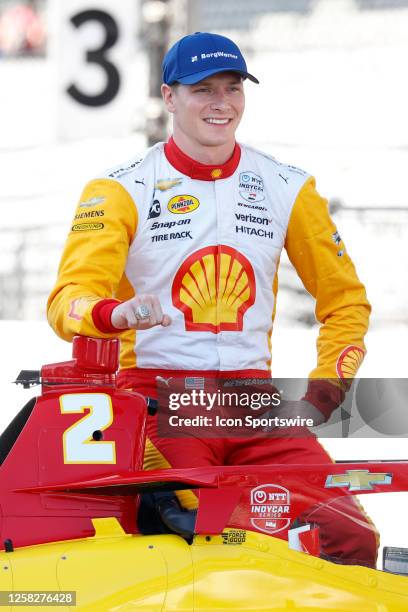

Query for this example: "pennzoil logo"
[71,222,104,232]
[172,245,256,334]
[249,484,291,535]
[325,470,392,492]
[168,195,200,214]
[336,345,365,380]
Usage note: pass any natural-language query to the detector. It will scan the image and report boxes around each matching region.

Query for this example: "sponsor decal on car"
[325,470,392,491]
[71,223,104,232]
[239,171,265,203]
[155,177,183,192]
[249,484,291,535]
[221,530,246,545]
[168,195,200,214]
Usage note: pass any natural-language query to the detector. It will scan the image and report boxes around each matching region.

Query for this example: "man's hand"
[111,295,172,330]
[262,399,326,432]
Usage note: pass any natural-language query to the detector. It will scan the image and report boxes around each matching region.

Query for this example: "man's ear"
[161,84,176,113]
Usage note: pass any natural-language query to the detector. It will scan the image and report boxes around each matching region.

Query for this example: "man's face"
[162,72,245,148]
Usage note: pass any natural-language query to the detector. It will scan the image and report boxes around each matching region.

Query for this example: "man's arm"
[47,178,138,341]
[284,176,371,420]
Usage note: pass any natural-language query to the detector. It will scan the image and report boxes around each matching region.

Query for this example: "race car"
[0,336,407,611]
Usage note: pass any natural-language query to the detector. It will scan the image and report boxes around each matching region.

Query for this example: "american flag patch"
[185,377,205,389]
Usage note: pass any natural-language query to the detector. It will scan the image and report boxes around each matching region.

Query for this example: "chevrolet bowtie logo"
[325,470,392,491]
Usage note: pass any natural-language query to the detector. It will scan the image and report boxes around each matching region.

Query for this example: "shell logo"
[68,297,98,321]
[168,195,200,214]
[211,168,223,179]
[172,245,256,333]
[336,345,365,381]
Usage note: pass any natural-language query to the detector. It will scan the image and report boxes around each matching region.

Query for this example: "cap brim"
[175,67,259,85]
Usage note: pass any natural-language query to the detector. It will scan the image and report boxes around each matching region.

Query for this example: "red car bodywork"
[1,337,407,554]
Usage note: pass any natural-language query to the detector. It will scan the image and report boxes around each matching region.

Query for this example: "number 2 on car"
[60,393,116,464]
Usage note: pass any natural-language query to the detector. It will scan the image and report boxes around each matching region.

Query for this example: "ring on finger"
[135,304,151,320]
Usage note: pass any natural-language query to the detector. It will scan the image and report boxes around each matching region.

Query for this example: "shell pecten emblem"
[172,245,256,333]
[211,168,223,179]
[336,345,365,380]
[168,194,200,214]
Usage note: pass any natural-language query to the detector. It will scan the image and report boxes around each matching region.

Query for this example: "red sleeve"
[92,299,124,333]
[302,380,345,421]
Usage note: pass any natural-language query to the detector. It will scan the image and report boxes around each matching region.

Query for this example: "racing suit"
[47,137,377,566]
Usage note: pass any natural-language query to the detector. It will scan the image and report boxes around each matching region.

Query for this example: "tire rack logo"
[250,484,291,535]
[239,171,265,203]
[168,195,200,214]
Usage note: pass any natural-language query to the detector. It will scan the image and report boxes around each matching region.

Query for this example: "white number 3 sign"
[60,393,116,464]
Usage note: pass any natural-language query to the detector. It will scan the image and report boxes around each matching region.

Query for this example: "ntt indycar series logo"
[250,484,291,535]
[239,171,265,203]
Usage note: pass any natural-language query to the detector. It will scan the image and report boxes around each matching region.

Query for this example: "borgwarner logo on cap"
[191,51,239,62]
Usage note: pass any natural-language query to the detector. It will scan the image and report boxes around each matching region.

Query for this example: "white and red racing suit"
[47,137,377,566]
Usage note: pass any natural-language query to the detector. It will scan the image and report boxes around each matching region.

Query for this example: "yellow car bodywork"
[0,518,407,611]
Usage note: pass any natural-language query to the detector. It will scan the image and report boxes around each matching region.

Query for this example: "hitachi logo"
[236,225,274,239]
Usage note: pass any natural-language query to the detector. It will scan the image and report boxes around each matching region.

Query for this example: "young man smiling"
[48,32,377,567]
[161,72,246,162]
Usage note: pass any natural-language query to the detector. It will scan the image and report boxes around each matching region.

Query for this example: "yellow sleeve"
[47,179,138,341]
[285,177,371,387]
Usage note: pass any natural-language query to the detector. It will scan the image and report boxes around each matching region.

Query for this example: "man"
[48,32,376,566]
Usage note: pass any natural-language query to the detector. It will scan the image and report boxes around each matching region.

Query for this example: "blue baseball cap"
[162,32,259,85]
